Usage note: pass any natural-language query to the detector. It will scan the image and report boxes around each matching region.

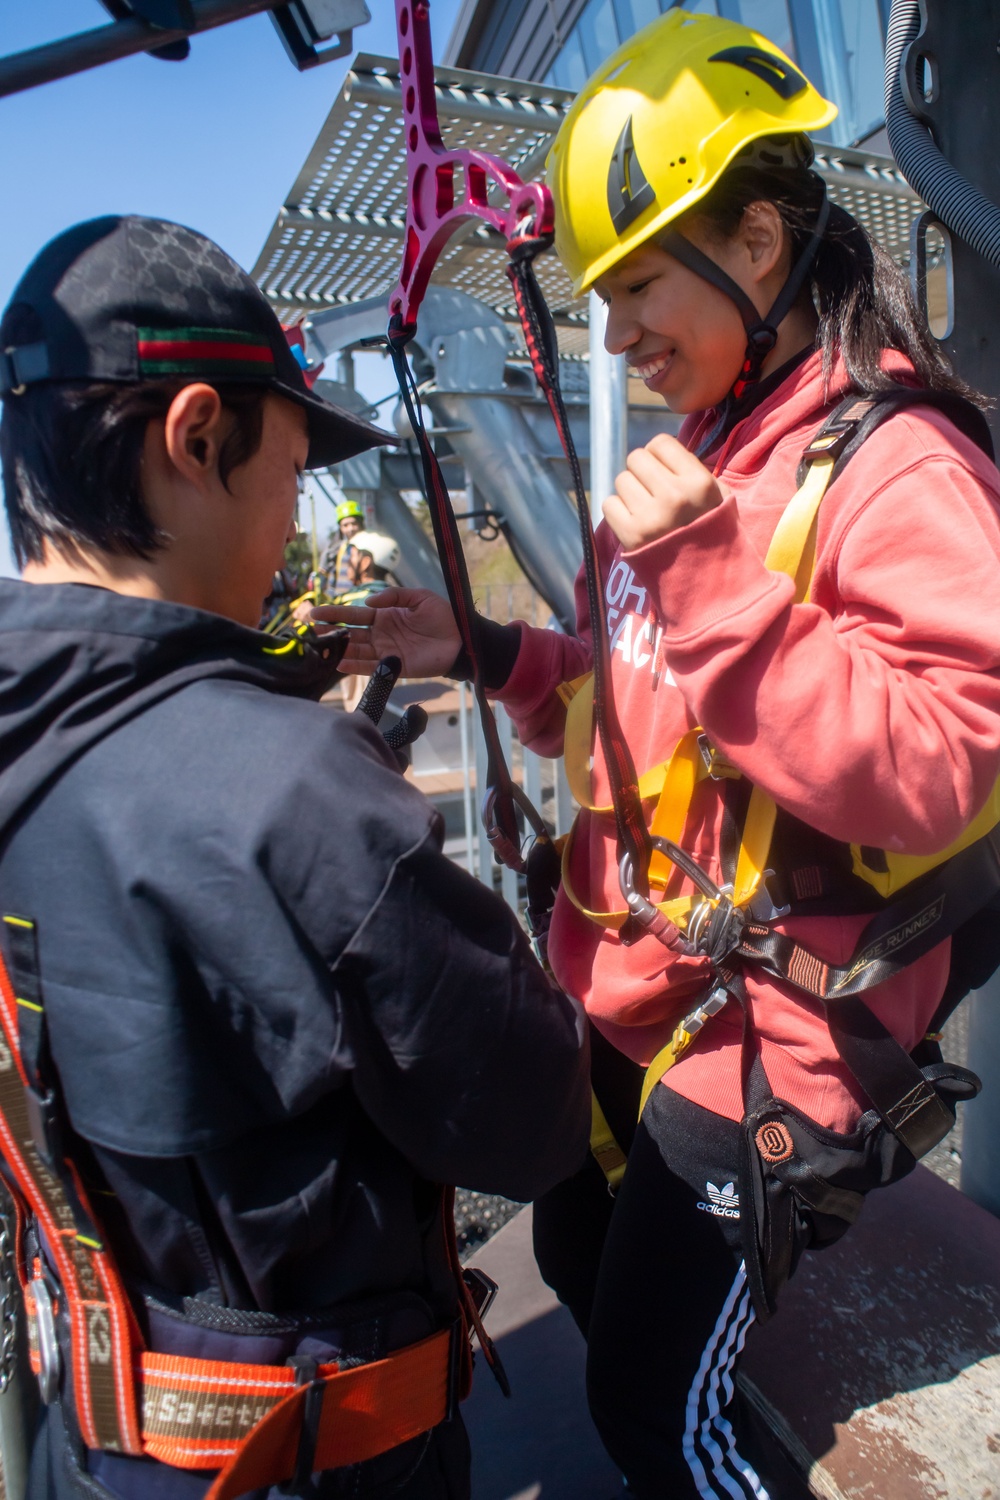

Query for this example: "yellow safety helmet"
[547,8,837,297]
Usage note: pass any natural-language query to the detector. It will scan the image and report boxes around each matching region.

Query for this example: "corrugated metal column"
[908,0,1000,1217]
[588,291,628,527]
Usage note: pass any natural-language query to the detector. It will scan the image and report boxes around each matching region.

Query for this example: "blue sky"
[0,0,462,575]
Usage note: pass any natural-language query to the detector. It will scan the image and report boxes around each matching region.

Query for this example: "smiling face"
[595,225,757,414]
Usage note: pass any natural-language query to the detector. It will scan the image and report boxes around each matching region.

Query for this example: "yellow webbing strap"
[564,675,676,811]
[762,451,834,606]
[556,673,593,710]
[647,730,705,888]
[639,1025,698,1120]
[589,1092,627,1192]
[724,450,835,902]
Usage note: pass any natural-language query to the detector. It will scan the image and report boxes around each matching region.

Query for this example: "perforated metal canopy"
[251,51,922,358]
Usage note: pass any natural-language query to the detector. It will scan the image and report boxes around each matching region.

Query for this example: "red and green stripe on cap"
[136,327,276,378]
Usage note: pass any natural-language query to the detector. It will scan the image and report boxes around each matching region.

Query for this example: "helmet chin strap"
[660,188,831,438]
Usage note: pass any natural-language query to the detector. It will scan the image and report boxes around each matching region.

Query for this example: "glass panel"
[812,0,885,146]
[612,0,663,38]
[549,30,590,93]
[576,0,622,73]
[734,0,793,55]
[838,0,886,142]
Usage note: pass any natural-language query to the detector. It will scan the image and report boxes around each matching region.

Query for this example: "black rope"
[387,322,545,870]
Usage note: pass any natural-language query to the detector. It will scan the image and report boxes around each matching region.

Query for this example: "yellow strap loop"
[559,819,699,929]
[589,1092,627,1191]
[564,675,678,811]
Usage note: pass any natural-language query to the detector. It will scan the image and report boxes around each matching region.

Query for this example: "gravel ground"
[453,1004,975,1256]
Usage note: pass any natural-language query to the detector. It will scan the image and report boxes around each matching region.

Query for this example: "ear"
[163,383,226,486]
[741,200,787,286]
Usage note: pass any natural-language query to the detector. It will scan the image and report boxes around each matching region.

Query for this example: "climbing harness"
[577,388,994,1314]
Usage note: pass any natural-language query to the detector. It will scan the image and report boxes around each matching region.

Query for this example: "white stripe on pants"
[681,1261,769,1500]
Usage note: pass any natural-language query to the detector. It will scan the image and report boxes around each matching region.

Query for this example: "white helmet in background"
[351,530,400,573]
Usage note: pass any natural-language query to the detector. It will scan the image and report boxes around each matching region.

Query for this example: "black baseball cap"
[0,215,396,470]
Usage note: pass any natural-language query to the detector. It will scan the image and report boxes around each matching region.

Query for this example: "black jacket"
[0,581,589,1498]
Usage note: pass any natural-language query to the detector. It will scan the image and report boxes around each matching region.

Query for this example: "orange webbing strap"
[158,1327,458,1495]
[0,928,143,1454]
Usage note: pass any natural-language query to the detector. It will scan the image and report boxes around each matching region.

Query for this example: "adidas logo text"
[696,1181,740,1219]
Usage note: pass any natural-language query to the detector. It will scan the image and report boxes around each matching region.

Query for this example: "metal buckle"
[32,1278,60,1405]
[461,1267,499,1323]
[279,1356,323,1495]
[747,870,791,925]
[24,1084,62,1172]
[677,981,732,1039]
[0,349,26,398]
[696,734,740,780]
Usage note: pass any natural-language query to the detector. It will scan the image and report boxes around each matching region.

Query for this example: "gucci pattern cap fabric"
[0,216,395,469]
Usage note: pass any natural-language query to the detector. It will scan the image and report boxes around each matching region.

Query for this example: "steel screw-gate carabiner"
[619,837,749,967]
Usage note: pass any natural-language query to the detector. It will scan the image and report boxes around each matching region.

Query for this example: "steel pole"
[588,292,627,528]
[0,0,278,99]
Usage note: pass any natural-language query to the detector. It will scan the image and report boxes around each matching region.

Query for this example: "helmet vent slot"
[606,115,657,235]
[708,46,808,102]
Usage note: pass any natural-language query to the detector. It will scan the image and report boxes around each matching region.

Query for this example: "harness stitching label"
[835,894,946,989]
[755,1121,794,1164]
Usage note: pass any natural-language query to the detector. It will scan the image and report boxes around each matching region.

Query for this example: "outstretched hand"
[311,588,462,679]
[604,432,722,551]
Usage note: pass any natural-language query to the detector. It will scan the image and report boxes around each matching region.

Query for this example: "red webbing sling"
[0,919,473,1494]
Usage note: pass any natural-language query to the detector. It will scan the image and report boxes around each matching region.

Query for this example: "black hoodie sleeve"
[332,824,590,1199]
[5,680,589,1195]
[268,710,591,1201]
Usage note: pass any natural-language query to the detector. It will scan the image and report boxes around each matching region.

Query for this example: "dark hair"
[0,380,268,568]
[683,153,984,405]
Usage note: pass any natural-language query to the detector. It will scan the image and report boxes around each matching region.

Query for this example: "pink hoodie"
[496,350,1000,1130]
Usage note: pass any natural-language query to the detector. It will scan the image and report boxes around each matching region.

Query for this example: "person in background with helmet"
[333,529,401,608]
[0,215,590,1499]
[325,9,1000,1496]
[333,531,403,711]
[325,497,365,594]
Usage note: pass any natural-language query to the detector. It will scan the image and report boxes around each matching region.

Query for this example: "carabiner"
[618,843,697,955]
[481,787,526,873]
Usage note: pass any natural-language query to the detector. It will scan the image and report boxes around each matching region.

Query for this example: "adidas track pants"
[533,1031,791,1500]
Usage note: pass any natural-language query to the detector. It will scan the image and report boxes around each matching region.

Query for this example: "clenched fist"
[603,432,722,551]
